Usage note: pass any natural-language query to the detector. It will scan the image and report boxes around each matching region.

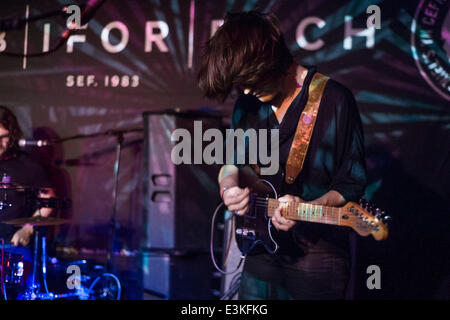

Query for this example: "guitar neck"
[266,198,343,226]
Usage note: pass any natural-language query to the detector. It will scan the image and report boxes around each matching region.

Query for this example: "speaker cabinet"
[142,110,222,252]
[142,252,219,299]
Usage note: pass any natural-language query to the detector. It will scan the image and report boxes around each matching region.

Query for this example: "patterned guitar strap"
[285,72,329,184]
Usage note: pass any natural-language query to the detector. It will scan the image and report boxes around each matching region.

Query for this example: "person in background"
[0,105,55,247]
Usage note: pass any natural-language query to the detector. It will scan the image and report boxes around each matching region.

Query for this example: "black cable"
[210,203,246,275]
[0,0,106,58]
[220,273,242,300]
[0,4,71,58]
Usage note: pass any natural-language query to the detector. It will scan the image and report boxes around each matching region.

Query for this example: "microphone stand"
[41,128,143,272]
[106,131,123,272]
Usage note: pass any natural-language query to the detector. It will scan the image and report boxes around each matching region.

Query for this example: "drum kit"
[0,179,121,300]
[0,128,143,300]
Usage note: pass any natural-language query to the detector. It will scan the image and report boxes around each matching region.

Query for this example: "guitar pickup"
[236,228,256,237]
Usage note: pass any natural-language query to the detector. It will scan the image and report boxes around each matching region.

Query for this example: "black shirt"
[0,151,50,241]
[230,66,367,255]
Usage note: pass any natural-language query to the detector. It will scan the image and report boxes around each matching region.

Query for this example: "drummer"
[0,106,55,247]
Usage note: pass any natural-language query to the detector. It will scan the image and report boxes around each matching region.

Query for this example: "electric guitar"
[234,166,390,255]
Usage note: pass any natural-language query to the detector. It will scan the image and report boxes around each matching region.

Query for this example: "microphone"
[18,139,51,147]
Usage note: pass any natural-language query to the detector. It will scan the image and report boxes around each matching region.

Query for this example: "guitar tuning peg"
[359,197,365,206]
[374,208,381,218]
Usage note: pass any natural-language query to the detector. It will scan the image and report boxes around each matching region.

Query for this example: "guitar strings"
[252,199,341,224]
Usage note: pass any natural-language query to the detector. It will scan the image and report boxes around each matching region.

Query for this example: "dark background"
[0,0,448,299]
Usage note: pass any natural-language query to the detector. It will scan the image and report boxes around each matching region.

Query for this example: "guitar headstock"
[341,200,390,241]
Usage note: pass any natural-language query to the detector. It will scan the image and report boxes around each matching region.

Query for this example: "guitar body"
[235,165,282,255]
[235,192,279,255]
[234,166,389,256]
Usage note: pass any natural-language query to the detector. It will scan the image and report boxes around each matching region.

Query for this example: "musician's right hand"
[222,186,250,216]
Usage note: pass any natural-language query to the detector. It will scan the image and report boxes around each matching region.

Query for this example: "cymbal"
[0,182,50,192]
[2,216,70,227]
[0,182,28,191]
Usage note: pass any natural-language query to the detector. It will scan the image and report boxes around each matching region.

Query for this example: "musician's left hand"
[272,194,304,231]
[10,224,33,247]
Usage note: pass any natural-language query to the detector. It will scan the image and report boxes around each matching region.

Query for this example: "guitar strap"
[285,72,329,184]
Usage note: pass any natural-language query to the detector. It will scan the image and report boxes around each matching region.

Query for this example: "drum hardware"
[0,176,53,213]
[0,182,32,192]
[2,252,24,285]
[1,239,25,300]
[32,197,72,210]
[20,227,47,300]
[0,128,142,299]
[29,128,143,272]
[0,201,12,211]
[2,216,71,227]
[1,217,121,300]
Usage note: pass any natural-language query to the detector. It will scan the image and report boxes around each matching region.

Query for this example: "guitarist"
[198,11,367,299]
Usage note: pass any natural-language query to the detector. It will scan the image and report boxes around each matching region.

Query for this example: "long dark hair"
[0,105,22,159]
[197,10,293,102]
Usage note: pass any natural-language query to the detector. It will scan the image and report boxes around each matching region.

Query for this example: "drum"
[1,244,32,300]
[2,251,25,286]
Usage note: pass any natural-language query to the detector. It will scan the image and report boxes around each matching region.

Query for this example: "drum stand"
[50,127,143,273]
[106,131,124,272]
[22,227,53,300]
[21,227,80,300]
[18,222,121,300]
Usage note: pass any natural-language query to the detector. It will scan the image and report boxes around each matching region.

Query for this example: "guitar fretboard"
[255,198,343,226]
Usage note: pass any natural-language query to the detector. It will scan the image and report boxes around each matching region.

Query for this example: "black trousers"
[239,251,350,300]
